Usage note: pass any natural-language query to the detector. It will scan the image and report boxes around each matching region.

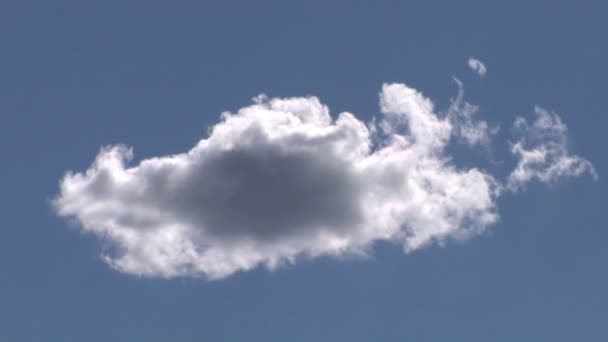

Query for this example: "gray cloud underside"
[54,82,595,279]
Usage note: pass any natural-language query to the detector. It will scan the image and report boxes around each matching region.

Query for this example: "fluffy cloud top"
[54,82,594,279]
[468,57,487,77]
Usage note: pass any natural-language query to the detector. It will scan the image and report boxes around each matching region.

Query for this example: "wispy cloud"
[468,57,487,77]
[508,107,597,190]
[447,78,498,146]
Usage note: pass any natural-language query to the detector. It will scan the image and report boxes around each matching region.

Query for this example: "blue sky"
[1,2,607,341]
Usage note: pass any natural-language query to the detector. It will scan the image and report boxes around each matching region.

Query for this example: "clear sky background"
[1,2,606,341]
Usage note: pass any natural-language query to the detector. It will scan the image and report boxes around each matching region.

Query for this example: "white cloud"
[507,106,597,190]
[54,82,595,280]
[447,78,498,146]
[54,83,503,279]
[468,57,487,77]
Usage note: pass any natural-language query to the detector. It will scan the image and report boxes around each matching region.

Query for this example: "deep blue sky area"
[1,2,607,341]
